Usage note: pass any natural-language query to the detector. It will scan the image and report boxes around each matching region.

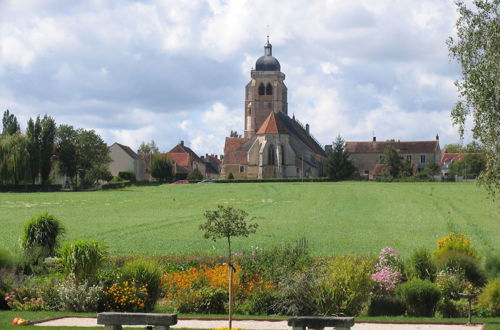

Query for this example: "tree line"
[0,110,111,187]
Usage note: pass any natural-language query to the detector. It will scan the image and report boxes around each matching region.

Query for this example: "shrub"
[478,278,500,316]
[4,278,46,311]
[59,240,107,283]
[118,171,136,182]
[227,172,234,180]
[39,275,63,311]
[437,298,470,318]
[161,264,272,313]
[434,232,479,259]
[236,288,277,315]
[121,259,162,312]
[367,296,406,316]
[406,247,437,281]
[187,168,203,181]
[22,213,65,262]
[371,247,403,297]
[177,287,227,314]
[485,253,500,278]
[103,281,148,312]
[435,250,487,287]
[57,276,103,312]
[397,279,440,317]
[239,239,313,285]
[435,269,465,301]
[273,270,317,315]
[315,255,375,316]
[0,248,14,269]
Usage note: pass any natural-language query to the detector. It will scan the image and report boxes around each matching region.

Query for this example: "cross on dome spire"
[264,35,272,56]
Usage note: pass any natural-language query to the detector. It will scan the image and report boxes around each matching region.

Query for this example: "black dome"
[255,55,281,71]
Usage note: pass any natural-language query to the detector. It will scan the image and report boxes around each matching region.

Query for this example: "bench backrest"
[97,312,177,326]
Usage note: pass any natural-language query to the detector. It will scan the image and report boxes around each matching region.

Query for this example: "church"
[222,38,327,179]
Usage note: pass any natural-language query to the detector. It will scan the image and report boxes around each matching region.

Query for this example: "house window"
[239,165,245,173]
[268,144,275,165]
[407,154,412,162]
[281,145,285,165]
[258,83,265,95]
[266,83,273,95]
[379,154,383,163]
[420,155,426,164]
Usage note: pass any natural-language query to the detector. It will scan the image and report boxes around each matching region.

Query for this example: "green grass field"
[1,182,498,257]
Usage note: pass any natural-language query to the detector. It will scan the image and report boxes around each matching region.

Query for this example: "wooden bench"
[288,316,355,330]
[97,312,177,330]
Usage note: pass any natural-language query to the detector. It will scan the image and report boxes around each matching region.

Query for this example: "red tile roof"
[440,153,466,165]
[223,137,250,165]
[345,141,439,154]
[168,153,190,167]
[256,112,289,135]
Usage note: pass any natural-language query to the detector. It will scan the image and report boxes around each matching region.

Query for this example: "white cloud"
[0,0,469,157]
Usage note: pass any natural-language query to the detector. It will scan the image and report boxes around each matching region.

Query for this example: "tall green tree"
[326,135,356,180]
[2,110,20,136]
[200,205,258,330]
[40,115,56,184]
[447,0,499,196]
[137,140,159,154]
[150,154,172,182]
[382,146,404,178]
[449,153,486,179]
[0,133,30,184]
[56,125,78,184]
[26,116,42,184]
[75,129,111,185]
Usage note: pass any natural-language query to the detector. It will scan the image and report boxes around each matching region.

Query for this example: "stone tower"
[244,37,288,138]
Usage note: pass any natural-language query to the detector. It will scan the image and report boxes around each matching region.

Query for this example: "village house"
[109,142,146,181]
[344,136,441,179]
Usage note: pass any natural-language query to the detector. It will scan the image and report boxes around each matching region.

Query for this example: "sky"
[0,0,471,155]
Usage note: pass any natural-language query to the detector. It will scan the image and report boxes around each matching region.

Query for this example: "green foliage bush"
[239,239,313,285]
[227,172,234,180]
[59,240,107,283]
[406,248,437,281]
[315,255,375,316]
[118,171,136,182]
[178,287,227,314]
[437,298,469,318]
[236,288,277,315]
[485,253,500,278]
[121,258,162,312]
[4,277,47,311]
[435,250,487,287]
[397,279,440,317]
[435,270,465,301]
[367,296,406,316]
[273,270,317,315]
[22,213,65,262]
[478,278,500,316]
[57,277,103,312]
[0,248,14,269]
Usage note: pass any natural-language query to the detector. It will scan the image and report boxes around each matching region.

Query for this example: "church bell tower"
[244,37,288,138]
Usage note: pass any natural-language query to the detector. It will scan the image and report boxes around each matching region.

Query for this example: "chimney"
[436,134,439,140]
[180,140,184,146]
[373,136,376,142]
[306,123,309,134]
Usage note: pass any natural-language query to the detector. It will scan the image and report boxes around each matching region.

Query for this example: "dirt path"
[34,317,483,329]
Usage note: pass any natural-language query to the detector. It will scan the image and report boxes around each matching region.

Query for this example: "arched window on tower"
[266,83,273,95]
[268,144,275,165]
[258,83,265,95]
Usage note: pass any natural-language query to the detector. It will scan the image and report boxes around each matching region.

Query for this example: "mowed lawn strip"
[0,182,498,256]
